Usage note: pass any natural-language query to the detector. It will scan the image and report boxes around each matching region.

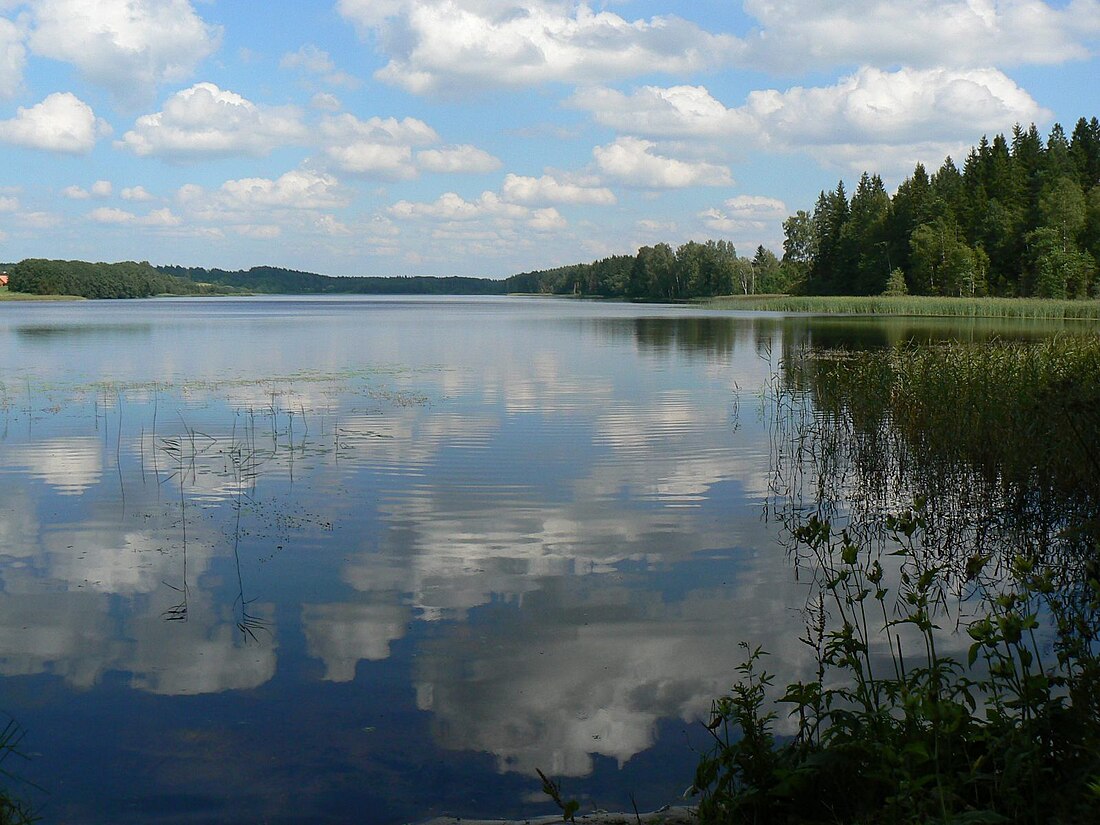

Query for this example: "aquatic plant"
[0,716,38,825]
[537,768,580,823]
[704,294,1100,320]
[692,504,1100,824]
[693,336,1100,823]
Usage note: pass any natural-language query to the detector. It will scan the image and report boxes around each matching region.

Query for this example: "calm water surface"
[0,297,1084,823]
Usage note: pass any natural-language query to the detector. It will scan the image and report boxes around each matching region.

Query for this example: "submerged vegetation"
[693,336,1100,823]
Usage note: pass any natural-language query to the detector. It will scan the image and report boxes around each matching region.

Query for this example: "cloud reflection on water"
[0,300,812,818]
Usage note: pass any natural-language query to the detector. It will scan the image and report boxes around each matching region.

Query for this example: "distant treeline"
[505,240,795,300]
[8,259,240,298]
[787,117,1100,298]
[166,244,791,302]
[160,265,508,295]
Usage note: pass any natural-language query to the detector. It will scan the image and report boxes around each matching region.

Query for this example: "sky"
[0,1,1097,278]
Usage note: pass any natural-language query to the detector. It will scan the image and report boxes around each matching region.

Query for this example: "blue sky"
[0,1,1097,277]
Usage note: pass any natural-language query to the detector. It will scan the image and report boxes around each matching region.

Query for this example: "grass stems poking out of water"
[702,294,1100,320]
[0,715,39,824]
[692,336,1100,824]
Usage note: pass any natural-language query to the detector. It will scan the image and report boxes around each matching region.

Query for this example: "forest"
[6,259,240,298]
[504,240,791,300]
[158,265,508,295]
[789,117,1100,297]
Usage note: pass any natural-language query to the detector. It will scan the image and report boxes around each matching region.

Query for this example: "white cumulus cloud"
[87,206,180,226]
[417,145,501,174]
[390,190,565,233]
[593,137,733,189]
[0,18,27,98]
[700,196,789,233]
[182,168,351,213]
[739,0,1100,72]
[0,92,107,153]
[61,180,112,199]
[575,67,1048,175]
[118,82,308,159]
[26,0,222,106]
[501,173,616,206]
[121,186,154,201]
[319,113,439,178]
[337,0,739,95]
[280,43,357,87]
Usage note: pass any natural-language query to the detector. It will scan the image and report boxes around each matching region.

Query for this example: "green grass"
[0,285,83,301]
[701,293,1100,320]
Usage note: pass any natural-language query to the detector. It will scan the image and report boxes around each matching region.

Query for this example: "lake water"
[0,297,1089,823]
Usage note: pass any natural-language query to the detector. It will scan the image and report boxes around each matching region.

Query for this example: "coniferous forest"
[788,117,1100,298]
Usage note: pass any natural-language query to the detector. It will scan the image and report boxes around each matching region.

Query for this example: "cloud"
[570,85,754,139]
[700,196,789,234]
[416,144,502,174]
[310,92,342,111]
[181,168,351,213]
[16,210,60,228]
[325,143,416,179]
[593,137,733,188]
[0,195,17,211]
[0,18,26,98]
[118,82,308,159]
[501,173,616,206]
[121,185,154,201]
[388,190,567,257]
[26,0,221,106]
[280,43,357,87]
[337,0,739,95]
[87,206,181,226]
[0,92,107,153]
[231,224,281,240]
[739,0,1100,72]
[576,67,1048,175]
[320,112,440,147]
[61,180,112,199]
[319,113,439,178]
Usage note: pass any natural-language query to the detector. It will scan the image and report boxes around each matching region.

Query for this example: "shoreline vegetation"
[699,293,1100,320]
[0,284,84,301]
[7,278,1100,323]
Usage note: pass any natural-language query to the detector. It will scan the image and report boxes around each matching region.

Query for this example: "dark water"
[0,297,1089,823]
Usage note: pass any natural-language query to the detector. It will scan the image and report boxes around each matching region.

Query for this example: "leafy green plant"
[691,502,1100,824]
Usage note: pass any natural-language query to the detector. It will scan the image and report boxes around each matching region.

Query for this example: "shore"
[698,293,1100,320]
[0,286,84,301]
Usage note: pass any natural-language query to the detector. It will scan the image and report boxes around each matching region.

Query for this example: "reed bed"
[703,293,1100,320]
[0,285,83,301]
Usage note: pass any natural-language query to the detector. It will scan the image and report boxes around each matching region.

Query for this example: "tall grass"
[703,293,1100,321]
[0,285,82,302]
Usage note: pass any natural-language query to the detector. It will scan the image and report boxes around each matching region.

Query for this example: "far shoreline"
[6,286,1100,323]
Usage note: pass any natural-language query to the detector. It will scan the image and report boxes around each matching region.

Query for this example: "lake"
[0,296,1094,823]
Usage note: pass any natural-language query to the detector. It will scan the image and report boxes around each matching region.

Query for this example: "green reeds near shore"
[0,285,82,301]
[702,293,1100,320]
